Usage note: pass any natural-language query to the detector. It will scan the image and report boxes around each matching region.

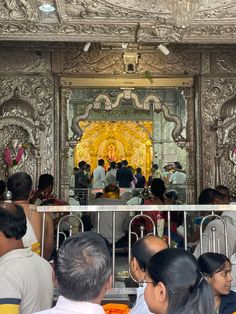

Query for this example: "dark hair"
[198,253,230,277]
[0,202,26,239]
[98,159,105,166]
[174,161,182,170]
[78,160,86,169]
[122,160,128,166]
[151,178,166,202]
[0,180,6,196]
[85,164,91,171]
[198,188,224,204]
[104,184,120,195]
[117,162,122,169]
[147,248,214,314]
[152,164,159,170]
[110,161,116,169]
[136,167,142,173]
[38,174,54,190]
[215,185,230,198]
[54,232,112,301]
[131,236,156,271]
[7,172,32,200]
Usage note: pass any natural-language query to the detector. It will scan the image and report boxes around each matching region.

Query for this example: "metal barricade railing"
[56,214,84,250]
[38,204,236,289]
[200,214,228,256]
[71,186,187,205]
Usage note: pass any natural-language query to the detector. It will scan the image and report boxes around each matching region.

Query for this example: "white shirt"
[35,295,105,314]
[0,248,53,314]
[130,285,154,314]
[169,171,186,184]
[93,166,106,188]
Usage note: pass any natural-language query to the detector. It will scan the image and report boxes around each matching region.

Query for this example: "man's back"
[0,248,53,314]
[116,167,133,188]
[169,171,186,184]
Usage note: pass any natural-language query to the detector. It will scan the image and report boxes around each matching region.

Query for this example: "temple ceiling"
[1,0,236,44]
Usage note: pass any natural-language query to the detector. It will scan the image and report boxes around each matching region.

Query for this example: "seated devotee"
[129,235,167,314]
[135,167,146,188]
[116,160,133,188]
[91,184,130,246]
[35,232,112,314]
[0,202,53,314]
[198,252,236,314]
[144,248,214,314]
[93,158,106,188]
[0,180,6,201]
[193,188,236,258]
[7,172,54,259]
[30,174,67,206]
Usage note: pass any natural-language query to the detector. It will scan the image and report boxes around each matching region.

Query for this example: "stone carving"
[71,89,186,143]
[201,77,236,189]
[0,76,54,182]
[211,52,236,74]
[63,48,123,74]
[3,0,37,20]
[138,51,200,74]
[138,24,185,43]
[0,49,51,73]
[201,52,210,74]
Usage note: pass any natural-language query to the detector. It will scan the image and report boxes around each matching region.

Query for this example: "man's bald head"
[0,202,26,240]
[131,235,167,272]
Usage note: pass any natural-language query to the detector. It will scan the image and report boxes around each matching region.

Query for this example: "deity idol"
[4,138,26,176]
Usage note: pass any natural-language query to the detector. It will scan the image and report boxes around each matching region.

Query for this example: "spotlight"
[157,44,170,56]
[38,4,55,13]
[83,42,91,52]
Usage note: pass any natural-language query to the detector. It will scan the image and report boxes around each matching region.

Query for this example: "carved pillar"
[184,87,196,204]
[60,89,71,201]
[152,111,159,165]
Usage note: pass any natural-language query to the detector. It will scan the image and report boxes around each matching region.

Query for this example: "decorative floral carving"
[0,76,54,181]
[0,49,50,73]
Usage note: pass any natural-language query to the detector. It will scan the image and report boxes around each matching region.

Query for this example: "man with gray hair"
[35,231,112,314]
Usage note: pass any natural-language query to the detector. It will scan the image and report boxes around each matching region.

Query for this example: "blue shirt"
[220,290,236,314]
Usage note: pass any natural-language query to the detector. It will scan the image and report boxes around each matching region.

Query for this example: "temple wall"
[0,43,235,199]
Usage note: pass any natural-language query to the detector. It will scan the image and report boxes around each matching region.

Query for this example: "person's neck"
[214,294,221,310]
[14,199,29,204]
[0,239,24,257]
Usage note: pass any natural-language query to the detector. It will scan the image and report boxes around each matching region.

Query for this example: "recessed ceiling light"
[39,4,55,13]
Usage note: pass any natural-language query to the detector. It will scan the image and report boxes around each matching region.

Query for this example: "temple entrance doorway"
[74,121,153,177]
[61,77,196,202]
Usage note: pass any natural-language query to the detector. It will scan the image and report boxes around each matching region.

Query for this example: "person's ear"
[156,282,168,302]
[154,282,168,304]
[130,257,138,273]
[104,274,112,292]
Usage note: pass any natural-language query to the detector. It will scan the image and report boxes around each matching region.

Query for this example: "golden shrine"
[74,121,152,177]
